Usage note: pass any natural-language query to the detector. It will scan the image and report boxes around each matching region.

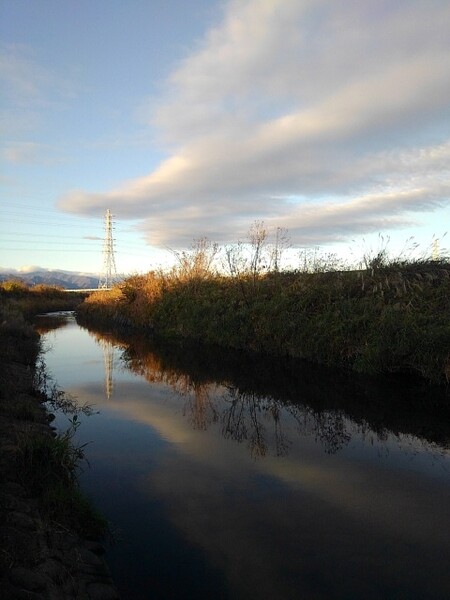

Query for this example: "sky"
[1,0,449,276]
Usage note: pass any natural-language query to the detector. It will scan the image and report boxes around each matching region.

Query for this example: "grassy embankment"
[0,281,107,540]
[77,243,450,385]
[0,279,86,318]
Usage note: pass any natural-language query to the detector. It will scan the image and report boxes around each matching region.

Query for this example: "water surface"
[36,314,450,600]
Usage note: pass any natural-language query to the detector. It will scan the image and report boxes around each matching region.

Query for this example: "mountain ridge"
[0,270,100,290]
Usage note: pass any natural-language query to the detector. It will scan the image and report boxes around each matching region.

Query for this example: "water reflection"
[41,317,450,599]
[34,311,74,334]
[99,337,117,400]
[79,323,450,460]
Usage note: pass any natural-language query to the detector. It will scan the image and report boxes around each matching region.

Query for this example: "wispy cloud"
[1,141,64,165]
[59,0,450,247]
[0,43,52,107]
[0,43,79,137]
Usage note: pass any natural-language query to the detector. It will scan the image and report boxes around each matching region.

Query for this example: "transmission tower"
[101,338,115,399]
[98,209,118,289]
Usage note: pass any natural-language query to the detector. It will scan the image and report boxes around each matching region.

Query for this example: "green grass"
[41,483,108,539]
[15,421,109,538]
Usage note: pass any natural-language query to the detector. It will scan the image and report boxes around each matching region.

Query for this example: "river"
[35,312,450,600]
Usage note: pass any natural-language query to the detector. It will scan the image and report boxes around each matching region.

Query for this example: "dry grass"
[77,254,450,384]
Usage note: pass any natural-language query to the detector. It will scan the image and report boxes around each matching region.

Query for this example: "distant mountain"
[0,270,100,290]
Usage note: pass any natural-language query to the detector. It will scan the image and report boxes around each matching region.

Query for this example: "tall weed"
[77,240,450,384]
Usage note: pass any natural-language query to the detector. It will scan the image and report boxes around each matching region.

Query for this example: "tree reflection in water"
[79,322,450,461]
[183,382,219,431]
[34,312,73,335]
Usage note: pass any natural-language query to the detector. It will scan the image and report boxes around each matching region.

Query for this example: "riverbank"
[0,292,120,598]
[77,259,450,386]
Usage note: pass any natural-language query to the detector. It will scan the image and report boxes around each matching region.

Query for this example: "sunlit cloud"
[17,265,49,273]
[58,0,450,248]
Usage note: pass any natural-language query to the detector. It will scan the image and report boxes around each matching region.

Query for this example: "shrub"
[76,250,450,384]
[0,279,30,294]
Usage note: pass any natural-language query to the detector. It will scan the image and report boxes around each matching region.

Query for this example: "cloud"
[18,265,47,273]
[59,0,450,247]
[9,265,49,274]
[0,46,47,138]
[0,43,78,137]
[1,141,64,165]
[0,43,52,106]
[0,265,98,276]
[0,43,78,106]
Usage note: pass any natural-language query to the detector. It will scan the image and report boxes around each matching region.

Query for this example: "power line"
[0,205,158,267]
[0,240,99,247]
[0,217,102,229]
[0,232,99,240]
[0,215,140,238]
[0,231,147,248]
[0,247,99,253]
[0,238,148,254]
[0,201,100,216]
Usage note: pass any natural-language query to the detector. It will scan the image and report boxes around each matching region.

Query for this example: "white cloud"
[17,265,48,273]
[58,0,450,248]
[0,266,97,276]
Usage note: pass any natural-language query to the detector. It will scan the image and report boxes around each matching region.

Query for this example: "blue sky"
[1,0,449,276]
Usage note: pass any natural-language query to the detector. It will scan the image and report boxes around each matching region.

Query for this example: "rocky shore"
[0,315,120,599]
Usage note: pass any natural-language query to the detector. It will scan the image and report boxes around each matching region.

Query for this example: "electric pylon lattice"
[98,209,118,289]
[101,338,115,399]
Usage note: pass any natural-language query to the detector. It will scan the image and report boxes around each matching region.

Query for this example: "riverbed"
[36,313,450,600]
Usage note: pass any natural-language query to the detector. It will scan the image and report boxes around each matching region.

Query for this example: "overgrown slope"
[77,260,450,384]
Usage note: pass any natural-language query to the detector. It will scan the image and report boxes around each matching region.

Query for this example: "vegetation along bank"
[77,237,450,386]
[0,281,120,599]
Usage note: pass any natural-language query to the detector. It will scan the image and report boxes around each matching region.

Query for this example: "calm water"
[36,313,450,600]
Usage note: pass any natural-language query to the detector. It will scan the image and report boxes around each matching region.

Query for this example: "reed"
[0,279,84,317]
[77,243,450,384]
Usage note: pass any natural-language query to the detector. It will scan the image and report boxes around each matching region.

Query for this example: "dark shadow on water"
[77,318,450,456]
[33,311,75,335]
